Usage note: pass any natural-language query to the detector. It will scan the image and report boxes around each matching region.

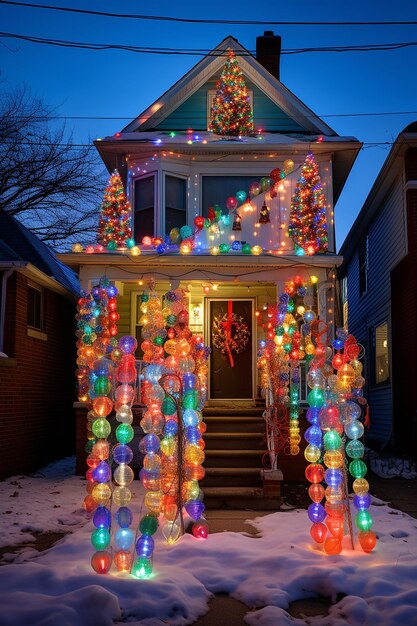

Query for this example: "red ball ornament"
[324,536,342,555]
[192,521,209,539]
[109,325,118,337]
[310,522,327,544]
[194,216,205,231]
[305,463,325,484]
[358,531,377,553]
[270,167,282,182]
[91,550,112,574]
[207,207,216,221]
[226,196,238,211]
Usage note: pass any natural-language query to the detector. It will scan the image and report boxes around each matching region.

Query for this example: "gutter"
[0,264,22,354]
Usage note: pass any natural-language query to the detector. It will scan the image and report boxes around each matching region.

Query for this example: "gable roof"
[0,210,79,295]
[122,35,336,137]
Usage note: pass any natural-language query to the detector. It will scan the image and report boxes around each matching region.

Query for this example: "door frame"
[204,296,257,404]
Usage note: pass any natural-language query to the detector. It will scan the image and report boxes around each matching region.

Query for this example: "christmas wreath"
[212,311,250,367]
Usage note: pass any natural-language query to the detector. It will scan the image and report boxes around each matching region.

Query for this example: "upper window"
[359,236,368,297]
[134,174,155,242]
[207,90,253,130]
[375,322,389,384]
[27,284,43,331]
[201,175,260,218]
[165,175,187,236]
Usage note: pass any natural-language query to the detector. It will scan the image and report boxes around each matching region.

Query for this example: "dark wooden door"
[208,298,253,400]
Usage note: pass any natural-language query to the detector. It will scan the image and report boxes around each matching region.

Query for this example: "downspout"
[0,267,14,355]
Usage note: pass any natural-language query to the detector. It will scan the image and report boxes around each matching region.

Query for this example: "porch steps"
[201,404,281,510]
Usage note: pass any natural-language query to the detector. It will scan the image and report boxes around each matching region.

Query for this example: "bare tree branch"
[0,85,107,249]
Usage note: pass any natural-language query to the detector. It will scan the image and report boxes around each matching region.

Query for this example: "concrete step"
[204,449,265,468]
[203,406,264,417]
[202,466,263,488]
[204,432,265,450]
[203,415,265,434]
[203,486,280,511]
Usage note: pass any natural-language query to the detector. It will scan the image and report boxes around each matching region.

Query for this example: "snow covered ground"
[1,457,417,626]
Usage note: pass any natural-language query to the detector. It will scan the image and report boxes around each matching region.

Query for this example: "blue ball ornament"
[93,506,112,529]
[113,444,134,465]
[308,502,326,523]
[136,534,154,558]
[115,506,133,528]
[115,528,135,550]
[185,500,205,521]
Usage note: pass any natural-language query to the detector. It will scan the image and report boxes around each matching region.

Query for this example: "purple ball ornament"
[185,500,205,521]
[308,502,326,523]
[92,461,112,483]
[93,506,112,529]
[118,335,138,354]
[115,506,133,528]
[113,444,134,465]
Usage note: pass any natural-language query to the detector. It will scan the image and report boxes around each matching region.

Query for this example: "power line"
[1,31,417,56]
[1,1,417,26]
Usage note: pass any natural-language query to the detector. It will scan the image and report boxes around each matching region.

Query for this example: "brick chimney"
[256,31,282,80]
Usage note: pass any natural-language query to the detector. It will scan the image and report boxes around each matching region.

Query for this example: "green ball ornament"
[307,388,325,408]
[182,389,198,410]
[91,528,111,550]
[219,243,230,254]
[153,336,165,347]
[346,440,365,459]
[126,238,135,249]
[356,510,373,532]
[85,439,96,453]
[139,514,158,536]
[323,430,342,451]
[349,459,367,479]
[116,423,134,444]
[92,418,111,439]
[166,314,177,327]
[94,376,112,396]
[162,396,177,416]
[107,241,118,251]
[141,294,149,303]
[132,557,153,579]
[242,243,252,255]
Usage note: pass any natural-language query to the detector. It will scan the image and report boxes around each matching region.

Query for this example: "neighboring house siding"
[344,172,407,446]
[0,273,75,479]
[156,75,305,133]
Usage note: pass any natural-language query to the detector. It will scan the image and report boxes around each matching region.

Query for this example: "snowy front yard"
[1,457,417,625]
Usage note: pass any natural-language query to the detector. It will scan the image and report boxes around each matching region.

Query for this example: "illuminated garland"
[97,169,135,251]
[288,153,328,255]
[209,50,254,136]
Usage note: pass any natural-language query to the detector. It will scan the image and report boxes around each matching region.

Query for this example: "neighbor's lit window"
[375,322,389,384]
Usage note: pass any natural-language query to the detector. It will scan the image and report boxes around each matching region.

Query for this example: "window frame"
[163,172,188,236]
[27,283,44,332]
[372,320,390,386]
[133,172,157,241]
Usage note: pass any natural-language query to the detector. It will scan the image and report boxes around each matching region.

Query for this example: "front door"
[207,298,255,401]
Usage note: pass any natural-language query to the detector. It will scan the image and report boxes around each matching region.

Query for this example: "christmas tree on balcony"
[288,153,328,255]
[209,50,254,136]
[97,170,133,250]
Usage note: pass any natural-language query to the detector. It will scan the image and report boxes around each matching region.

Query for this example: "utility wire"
[1,1,417,26]
[1,31,417,55]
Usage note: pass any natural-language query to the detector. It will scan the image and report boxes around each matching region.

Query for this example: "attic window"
[207,89,253,131]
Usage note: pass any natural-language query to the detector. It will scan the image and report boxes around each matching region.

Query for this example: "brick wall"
[0,272,76,479]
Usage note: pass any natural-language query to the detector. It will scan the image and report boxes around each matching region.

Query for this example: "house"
[0,209,79,479]
[60,33,362,502]
[338,122,417,460]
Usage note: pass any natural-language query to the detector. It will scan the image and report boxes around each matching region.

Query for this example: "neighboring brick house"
[0,210,79,479]
[338,122,417,459]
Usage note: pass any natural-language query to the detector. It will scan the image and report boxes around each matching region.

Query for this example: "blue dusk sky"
[1,0,416,249]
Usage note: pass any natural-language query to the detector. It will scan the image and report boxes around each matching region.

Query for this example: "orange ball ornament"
[114,550,133,572]
[324,536,342,555]
[358,530,377,553]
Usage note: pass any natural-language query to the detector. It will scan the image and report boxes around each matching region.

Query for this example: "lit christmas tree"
[209,50,254,136]
[97,170,134,250]
[288,153,328,255]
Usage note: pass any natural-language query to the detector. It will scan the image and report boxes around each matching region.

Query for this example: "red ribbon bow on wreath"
[220,300,235,367]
